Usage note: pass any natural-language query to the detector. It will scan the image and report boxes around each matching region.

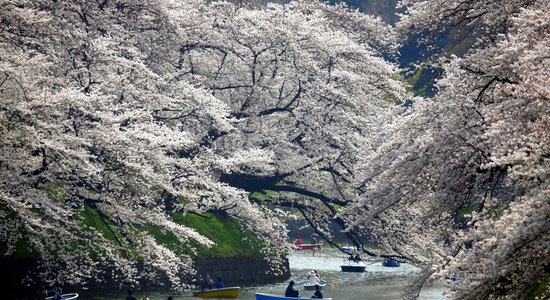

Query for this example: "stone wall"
[0,256,290,298]
[194,256,290,286]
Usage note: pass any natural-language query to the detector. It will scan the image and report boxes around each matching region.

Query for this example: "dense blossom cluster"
[0,0,547,298]
[346,0,549,298]
[0,0,402,290]
[0,0,278,289]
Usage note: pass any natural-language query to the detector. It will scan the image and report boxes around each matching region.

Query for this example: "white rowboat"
[45,293,79,300]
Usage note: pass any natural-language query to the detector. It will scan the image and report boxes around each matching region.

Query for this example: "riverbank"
[0,255,291,299]
[78,249,449,299]
[0,211,290,299]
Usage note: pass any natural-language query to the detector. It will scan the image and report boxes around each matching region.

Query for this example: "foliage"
[0,0,282,289]
[170,212,264,259]
[2,0,546,298]
[344,0,550,298]
[0,0,403,290]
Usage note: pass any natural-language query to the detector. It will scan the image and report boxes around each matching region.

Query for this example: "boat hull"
[382,259,401,267]
[192,287,240,298]
[45,293,79,300]
[341,260,367,272]
[341,265,366,272]
[255,292,332,300]
[291,243,321,250]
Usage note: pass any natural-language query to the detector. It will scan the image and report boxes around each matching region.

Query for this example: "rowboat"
[304,279,327,290]
[45,293,79,300]
[192,287,240,298]
[341,246,353,253]
[255,292,332,300]
[340,260,366,272]
[291,243,321,251]
[382,259,400,267]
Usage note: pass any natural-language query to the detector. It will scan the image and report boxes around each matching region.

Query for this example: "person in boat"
[295,236,302,246]
[307,270,320,285]
[285,280,300,297]
[311,233,319,244]
[311,232,319,245]
[45,283,63,300]
[125,290,137,300]
[313,270,323,284]
[201,274,214,291]
[354,254,362,262]
[311,284,323,298]
[215,276,224,288]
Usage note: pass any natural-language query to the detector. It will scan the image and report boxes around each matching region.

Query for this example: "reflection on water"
[80,250,448,299]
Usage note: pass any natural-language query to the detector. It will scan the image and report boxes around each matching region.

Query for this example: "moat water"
[80,250,448,299]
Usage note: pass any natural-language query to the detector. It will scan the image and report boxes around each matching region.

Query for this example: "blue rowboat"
[45,293,79,300]
[382,259,400,267]
[341,245,358,254]
[255,292,332,300]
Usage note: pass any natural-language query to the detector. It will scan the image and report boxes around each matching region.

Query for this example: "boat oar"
[299,279,336,289]
[318,279,336,289]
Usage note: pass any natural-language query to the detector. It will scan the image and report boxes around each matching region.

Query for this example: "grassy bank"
[0,204,265,262]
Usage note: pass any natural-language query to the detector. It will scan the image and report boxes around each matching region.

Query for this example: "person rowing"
[215,276,224,288]
[201,274,214,291]
[307,270,320,285]
[311,284,323,298]
[285,280,300,298]
[45,283,62,300]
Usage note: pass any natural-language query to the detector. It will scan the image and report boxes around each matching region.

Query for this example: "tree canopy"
[0,0,548,298]
[0,0,403,290]
[345,0,549,298]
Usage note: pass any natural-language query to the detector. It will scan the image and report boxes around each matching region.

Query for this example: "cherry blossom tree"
[439,2,550,298]
[0,0,408,291]
[346,0,550,298]
[173,0,406,247]
[0,0,285,289]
